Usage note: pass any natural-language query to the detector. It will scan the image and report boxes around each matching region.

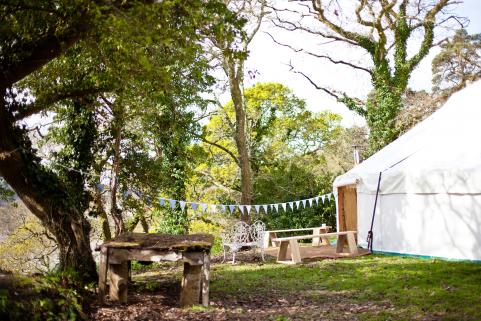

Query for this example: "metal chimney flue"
[352,145,361,165]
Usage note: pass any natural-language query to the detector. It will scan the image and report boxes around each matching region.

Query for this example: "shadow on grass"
[90,255,481,321]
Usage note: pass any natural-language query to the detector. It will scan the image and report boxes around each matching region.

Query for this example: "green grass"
[208,255,481,320]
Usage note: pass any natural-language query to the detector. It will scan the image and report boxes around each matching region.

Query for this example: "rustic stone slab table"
[97,233,214,307]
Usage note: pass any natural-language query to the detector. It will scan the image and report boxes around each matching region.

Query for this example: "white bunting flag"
[179,201,186,211]
[229,205,236,214]
[321,195,326,203]
[295,201,301,209]
[327,193,332,201]
[221,205,226,213]
[191,202,198,211]
[238,205,245,215]
[169,199,177,209]
[281,203,287,212]
[263,204,268,213]
[308,198,314,207]
[273,204,279,212]
[201,203,208,212]
[315,196,319,205]
[254,205,261,214]
[210,204,217,212]
[288,202,295,211]
[302,199,307,208]
[246,205,252,215]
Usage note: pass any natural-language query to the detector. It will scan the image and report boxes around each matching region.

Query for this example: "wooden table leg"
[312,227,321,246]
[347,232,359,255]
[336,235,347,254]
[320,227,330,245]
[109,261,129,303]
[277,240,289,262]
[271,232,279,247]
[98,246,108,303]
[180,261,203,307]
[289,239,302,264]
[201,253,210,307]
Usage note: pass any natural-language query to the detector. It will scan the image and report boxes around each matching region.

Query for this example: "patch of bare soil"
[89,255,392,321]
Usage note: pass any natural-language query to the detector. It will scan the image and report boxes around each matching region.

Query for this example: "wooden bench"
[263,226,331,248]
[272,231,358,264]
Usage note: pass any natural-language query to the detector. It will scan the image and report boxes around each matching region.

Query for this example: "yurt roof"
[334,80,481,195]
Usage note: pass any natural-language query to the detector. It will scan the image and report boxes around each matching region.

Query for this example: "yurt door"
[338,185,358,235]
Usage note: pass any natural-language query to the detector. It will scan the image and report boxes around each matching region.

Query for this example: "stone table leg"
[180,261,202,307]
[109,261,129,303]
[98,246,108,303]
[201,253,211,307]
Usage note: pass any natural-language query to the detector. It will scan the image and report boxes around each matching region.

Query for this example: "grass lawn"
[91,254,481,321]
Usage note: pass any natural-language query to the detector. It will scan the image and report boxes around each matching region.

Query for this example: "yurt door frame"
[337,184,358,235]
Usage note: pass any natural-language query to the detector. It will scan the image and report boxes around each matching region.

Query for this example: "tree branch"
[195,133,239,164]
[265,31,373,75]
[13,87,105,120]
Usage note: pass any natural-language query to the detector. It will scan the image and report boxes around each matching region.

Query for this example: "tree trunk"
[110,120,125,236]
[227,60,253,222]
[0,94,97,282]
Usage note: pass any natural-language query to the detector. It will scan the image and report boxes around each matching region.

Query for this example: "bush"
[0,270,87,321]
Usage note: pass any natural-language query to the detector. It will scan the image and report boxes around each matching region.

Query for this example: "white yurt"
[333,80,481,261]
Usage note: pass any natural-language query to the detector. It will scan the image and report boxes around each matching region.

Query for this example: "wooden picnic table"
[264,225,331,248]
[97,233,214,307]
[273,231,358,264]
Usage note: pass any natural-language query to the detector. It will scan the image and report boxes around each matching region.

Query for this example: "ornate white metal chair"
[247,220,266,261]
[221,221,249,264]
[221,220,266,264]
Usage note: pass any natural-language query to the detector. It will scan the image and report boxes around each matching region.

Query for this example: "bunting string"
[1,147,335,215]
[95,182,334,216]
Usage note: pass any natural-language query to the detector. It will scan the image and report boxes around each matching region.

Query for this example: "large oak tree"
[0,0,239,281]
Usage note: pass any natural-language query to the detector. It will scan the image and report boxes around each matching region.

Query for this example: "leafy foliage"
[192,82,344,228]
[0,270,86,321]
[432,29,481,95]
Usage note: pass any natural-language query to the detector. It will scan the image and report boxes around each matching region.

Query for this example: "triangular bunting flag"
[238,205,245,215]
[179,201,186,211]
[315,196,319,205]
[327,193,332,201]
[123,190,130,198]
[273,204,279,212]
[210,204,217,212]
[229,205,236,214]
[96,183,105,192]
[321,195,326,203]
[246,205,251,215]
[221,205,226,213]
[159,198,165,206]
[295,201,301,209]
[254,205,261,214]
[169,199,177,209]
[201,203,208,212]
[281,203,287,212]
[288,202,295,211]
[262,204,268,213]
[308,198,313,207]
[302,199,307,208]
[191,202,198,211]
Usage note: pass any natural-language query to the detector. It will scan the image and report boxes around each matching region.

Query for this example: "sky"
[243,0,481,127]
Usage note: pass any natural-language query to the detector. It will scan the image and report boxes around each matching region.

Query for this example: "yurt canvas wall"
[333,80,481,261]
